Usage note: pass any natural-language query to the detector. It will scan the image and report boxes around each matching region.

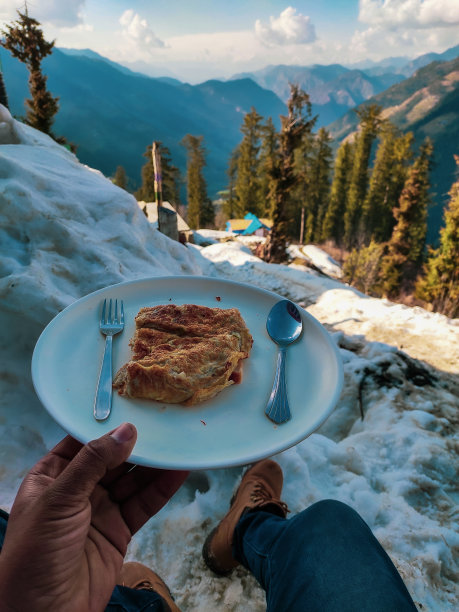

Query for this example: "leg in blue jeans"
[233,500,417,612]
[0,510,167,612]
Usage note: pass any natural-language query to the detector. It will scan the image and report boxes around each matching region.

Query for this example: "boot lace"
[249,483,289,514]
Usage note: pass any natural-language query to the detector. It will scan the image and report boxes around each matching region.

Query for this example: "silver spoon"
[265,300,303,424]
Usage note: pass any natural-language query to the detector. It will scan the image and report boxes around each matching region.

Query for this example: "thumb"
[53,423,137,503]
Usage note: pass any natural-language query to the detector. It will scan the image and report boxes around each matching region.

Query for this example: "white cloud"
[119,9,165,57]
[0,0,87,27]
[351,1,459,64]
[350,22,459,61]
[359,0,459,29]
[255,7,316,46]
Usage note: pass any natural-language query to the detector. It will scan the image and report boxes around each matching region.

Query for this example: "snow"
[288,244,343,278]
[1,108,458,611]
[193,229,235,245]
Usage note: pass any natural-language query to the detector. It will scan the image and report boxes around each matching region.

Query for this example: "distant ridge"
[58,48,149,79]
[229,45,459,127]
[1,47,285,197]
[229,63,404,126]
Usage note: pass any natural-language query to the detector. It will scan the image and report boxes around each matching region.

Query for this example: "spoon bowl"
[265,300,303,424]
[267,300,303,347]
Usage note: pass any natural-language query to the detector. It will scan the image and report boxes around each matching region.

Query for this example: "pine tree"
[380,140,433,297]
[416,156,459,318]
[0,57,9,109]
[343,104,384,248]
[290,129,314,239]
[302,127,333,243]
[361,126,413,243]
[200,197,216,228]
[258,117,278,218]
[1,9,59,134]
[234,107,263,217]
[112,166,128,190]
[223,147,239,218]
[135,142,181,204]
[263,84,316,263]
[181,134,212,229]
[321,140,353,244]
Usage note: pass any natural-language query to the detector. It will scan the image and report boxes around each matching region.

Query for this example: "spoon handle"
[265,347,291,424]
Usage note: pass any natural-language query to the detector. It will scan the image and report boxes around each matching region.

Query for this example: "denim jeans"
[0,501,416,611]
[233,500,417,612]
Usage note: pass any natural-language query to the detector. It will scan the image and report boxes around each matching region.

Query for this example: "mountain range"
[230,64,404,127]
[1,44,458,243]
[229,45,459,127]
[0,47,285,197]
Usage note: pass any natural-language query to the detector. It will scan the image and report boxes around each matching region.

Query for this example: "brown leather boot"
[202,459,288,576]
[118,561,181,612]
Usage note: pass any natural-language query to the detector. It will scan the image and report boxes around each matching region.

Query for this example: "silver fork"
[94,298,124,421]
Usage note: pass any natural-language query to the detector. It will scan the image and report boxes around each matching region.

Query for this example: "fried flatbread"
[113,304,253,405]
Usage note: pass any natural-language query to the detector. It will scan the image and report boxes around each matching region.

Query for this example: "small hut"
[138,201,193,243]
[226,213,273,237]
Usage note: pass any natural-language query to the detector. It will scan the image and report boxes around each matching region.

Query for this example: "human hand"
[0,423,188,612]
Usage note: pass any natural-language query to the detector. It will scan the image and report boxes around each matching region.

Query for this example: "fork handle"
[94,335,113,421]
[265,347,291,424]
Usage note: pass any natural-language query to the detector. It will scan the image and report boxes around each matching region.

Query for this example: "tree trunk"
[0,72,9,109]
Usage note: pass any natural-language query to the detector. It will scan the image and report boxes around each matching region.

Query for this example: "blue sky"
[1,1,458,82]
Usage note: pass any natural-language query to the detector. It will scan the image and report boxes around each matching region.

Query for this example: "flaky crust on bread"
[113,304,252,405]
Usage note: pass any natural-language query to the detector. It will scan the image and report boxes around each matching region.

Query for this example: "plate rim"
[32,275,344,469]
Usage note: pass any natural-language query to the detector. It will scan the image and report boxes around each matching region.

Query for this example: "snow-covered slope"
[0,107,457,611]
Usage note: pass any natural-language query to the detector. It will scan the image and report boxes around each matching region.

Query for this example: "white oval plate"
[32,276,343,470]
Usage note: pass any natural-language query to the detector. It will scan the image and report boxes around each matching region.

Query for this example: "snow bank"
[299,244,343,278]
[1,111,458,611]
[193,229,235,244]
[0,106,208,497]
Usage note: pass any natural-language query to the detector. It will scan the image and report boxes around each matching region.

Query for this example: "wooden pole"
[299,207,305,244]
[152,141,163,231]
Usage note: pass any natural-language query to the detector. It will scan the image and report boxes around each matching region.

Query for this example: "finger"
[120,469,188,534]
[52,423,137,504]
[10,436,86,516]
[49,435,85,460]
[26,436,84,481]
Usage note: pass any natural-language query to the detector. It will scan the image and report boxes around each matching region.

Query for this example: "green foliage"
[0,59,9,108]
[223,148,239,218]
[135,143,181,204]
[1,10,58,134]
[234,107,264,217]
[200,197,216,228]
[416,157,459,317]
[361,126,414,243]
[343,241,385,296]
[344,104,384,248]
[380,139,433,297]
[226,114,279,221]
[263,84,316,263]
[301,127,333,243]
[258,117,278,218]
[328,57,459,244]
[321,140,353,244]
[181,134,213,229]
[112,165,127,190]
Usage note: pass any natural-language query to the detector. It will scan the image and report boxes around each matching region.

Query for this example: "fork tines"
[101,298,124,325]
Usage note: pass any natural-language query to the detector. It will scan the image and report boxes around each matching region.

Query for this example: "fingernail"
[110,422,135,443]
